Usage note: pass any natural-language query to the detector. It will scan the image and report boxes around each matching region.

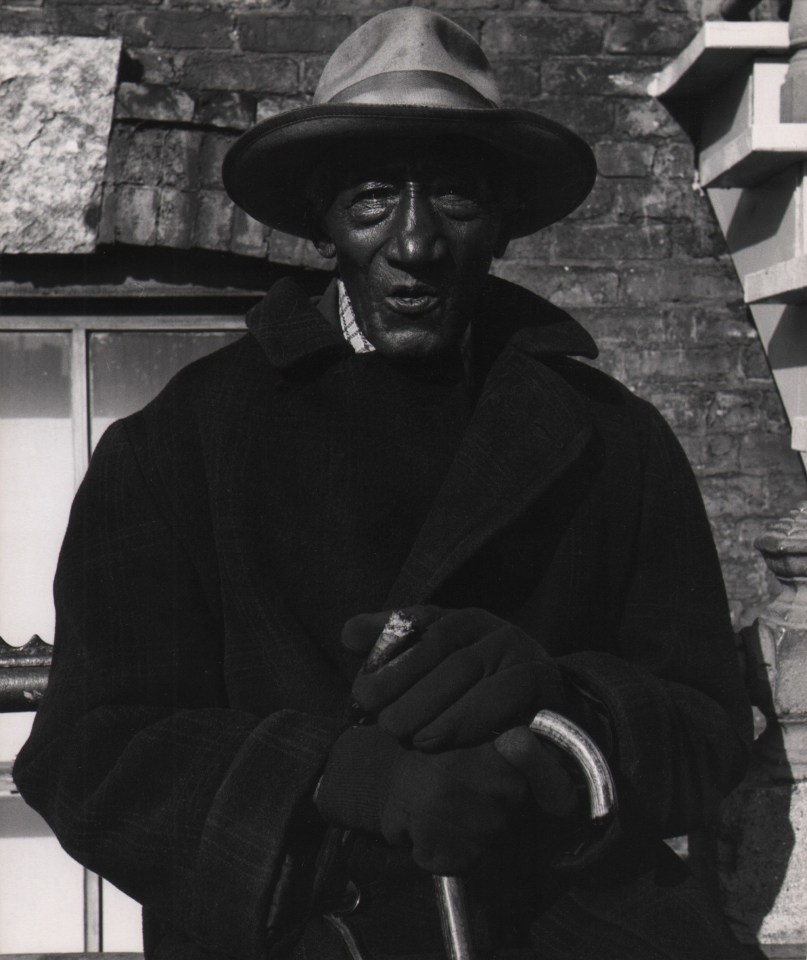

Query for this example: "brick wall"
[0,0,802,622]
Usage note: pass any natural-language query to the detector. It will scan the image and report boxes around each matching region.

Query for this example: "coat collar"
[246,276,348,370]
[246,273,598,371]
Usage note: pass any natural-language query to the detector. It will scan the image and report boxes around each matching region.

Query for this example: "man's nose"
[386,188,447,265]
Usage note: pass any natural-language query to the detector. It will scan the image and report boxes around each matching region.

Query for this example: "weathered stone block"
[126,48,182,86]
[231,207,268,258]
[299,56,329,95]
[256,95,308,122]
[621,264,742,304]
[525,96,614,136]
[613,179,696,222]
[740,342,775,382]
[501,231,552,262]
[183,52,297,93]
[678,433,740,475]
[491,60,541,98]
[200,133,235,189]
[615,98,683,139]
[548,0,643,9]
[115,184,159,246]
[490,262,619,307]
[707,388,789,436]
[0,35,120,253]
[115,82,195,123]
[720,558,771,610]
[194,91,254,130]
[574,305,692,344]
[97,184,118,245]
[604,17,697,55]
[238,14,352,53]
[670,219,727,261]
[552,222,671,261]
[653,142,694,180]
[691,306,756,344]
[740,434,804,477]
[122,127,167,185]
[105,124,133,184]
[52,3,111,36]
[564,179,614,221]
[157,187,195,249]
[161,129,202,190]
[541,57,661,98]
[121,11,233,50]
[623,344,738,384]
[0,8,48,32]
[194,190,233,251]
[482,16,604,57]
[595,141,655,177]
[700,476,768,517]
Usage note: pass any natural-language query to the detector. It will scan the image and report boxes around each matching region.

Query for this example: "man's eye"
[434,187,484,218]
[348,188,395,222]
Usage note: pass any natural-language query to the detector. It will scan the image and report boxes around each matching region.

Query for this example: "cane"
[366,613,618,960]
[433,709,617,960]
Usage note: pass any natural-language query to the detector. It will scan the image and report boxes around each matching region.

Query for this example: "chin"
[364,311,465,362]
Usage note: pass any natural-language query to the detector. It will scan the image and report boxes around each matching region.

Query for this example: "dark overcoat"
[15,276,753,960]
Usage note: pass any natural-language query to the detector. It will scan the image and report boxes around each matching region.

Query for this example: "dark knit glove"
[493,726,579,818]
[315,724,528,875]
[344,606,566,751]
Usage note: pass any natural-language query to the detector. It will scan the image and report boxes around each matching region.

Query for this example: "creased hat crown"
[313,8,502,110]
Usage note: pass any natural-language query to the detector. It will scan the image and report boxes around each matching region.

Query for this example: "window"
[0,309,245,953]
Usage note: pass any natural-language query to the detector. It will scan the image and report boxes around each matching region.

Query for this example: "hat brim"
[222,104,596,240]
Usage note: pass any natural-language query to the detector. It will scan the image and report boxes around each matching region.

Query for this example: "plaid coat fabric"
[15,276,753,960]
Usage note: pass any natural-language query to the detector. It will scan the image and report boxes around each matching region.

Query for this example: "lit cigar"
[364,610,417,673]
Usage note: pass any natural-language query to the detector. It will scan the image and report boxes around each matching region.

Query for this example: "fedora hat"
[223,7,596,240]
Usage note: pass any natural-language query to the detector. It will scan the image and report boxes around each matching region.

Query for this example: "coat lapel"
[242,274,599,625]
[385,283,597,609]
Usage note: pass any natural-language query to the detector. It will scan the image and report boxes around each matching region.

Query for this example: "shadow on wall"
[717,621,799,958]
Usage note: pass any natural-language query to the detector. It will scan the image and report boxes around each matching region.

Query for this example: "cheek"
[451,227,500,274]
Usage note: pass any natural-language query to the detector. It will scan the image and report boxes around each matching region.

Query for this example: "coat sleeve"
[557,400,753,840]
[13,419,346,960]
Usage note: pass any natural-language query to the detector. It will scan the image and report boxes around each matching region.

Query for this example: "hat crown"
[313,8,502,110]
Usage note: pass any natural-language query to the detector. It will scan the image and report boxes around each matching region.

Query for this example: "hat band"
[326,70,498,109]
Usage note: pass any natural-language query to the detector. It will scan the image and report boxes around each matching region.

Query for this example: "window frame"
[0,307,248,953]
[1,312,247,485]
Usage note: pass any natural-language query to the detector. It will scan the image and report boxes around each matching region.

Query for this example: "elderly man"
[15,9,752,960]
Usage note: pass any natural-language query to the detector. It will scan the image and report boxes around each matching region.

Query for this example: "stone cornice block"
[0,34,121,254]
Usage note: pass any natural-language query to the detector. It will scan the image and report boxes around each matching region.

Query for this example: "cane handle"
[529,709,617,821]
[434,710,616,960]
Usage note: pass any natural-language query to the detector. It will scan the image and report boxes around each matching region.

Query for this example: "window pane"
[0,333,73,646]
[89,331,242,448]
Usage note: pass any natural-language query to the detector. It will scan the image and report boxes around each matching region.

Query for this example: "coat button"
[333,880,361,915]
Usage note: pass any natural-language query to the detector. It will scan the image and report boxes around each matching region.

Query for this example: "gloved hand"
[315,724,529,875]
[344,606,566,751]
[495,725,623,872]
[493,726,579,819]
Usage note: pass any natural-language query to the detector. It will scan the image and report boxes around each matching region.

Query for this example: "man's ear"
[313,235,336,259]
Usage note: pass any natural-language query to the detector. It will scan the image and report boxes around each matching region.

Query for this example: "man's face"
[315,139,507,362]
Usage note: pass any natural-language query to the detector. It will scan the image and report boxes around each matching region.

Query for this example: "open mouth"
[385,284,441,316]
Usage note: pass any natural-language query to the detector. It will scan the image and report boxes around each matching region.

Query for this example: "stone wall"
[0,0,803,621]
